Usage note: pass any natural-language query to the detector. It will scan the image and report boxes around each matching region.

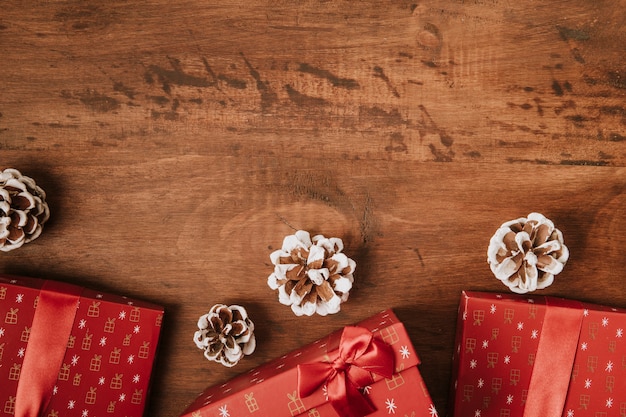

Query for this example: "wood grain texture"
[1,1,625,416]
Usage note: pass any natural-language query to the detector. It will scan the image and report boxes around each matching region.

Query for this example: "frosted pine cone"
[487,212,569,294]
[0,168,50,252]
[267,230,356,316]
[193,304,256,367]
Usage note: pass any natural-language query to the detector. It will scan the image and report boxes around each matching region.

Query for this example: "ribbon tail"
[328,373,376,417]
[297,362,336,398]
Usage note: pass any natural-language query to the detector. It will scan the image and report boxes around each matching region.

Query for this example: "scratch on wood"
[276,215,298,231]
[75,90,121,112]
[241,53,278,111]
[284,85,328,107]
[298,63,360,90]
[411,247,425,267]
[373,66,400,98]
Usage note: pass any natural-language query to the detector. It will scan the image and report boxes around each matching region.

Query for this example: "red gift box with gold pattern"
[449,291,626,417]
[0,274,164,417]
[181,309,438,417]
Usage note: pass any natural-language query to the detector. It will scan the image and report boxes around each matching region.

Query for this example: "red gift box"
[449,291,626,417]
[0,274,164,417]
[181,309,438,417]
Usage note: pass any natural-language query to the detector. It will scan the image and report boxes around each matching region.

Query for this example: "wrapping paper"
[0,274,164,417]
[450,291,626,417]
[181,309,438,417]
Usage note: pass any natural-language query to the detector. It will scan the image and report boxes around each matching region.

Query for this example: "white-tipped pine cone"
[487,212,569,294]
[193,304,256,367]
[0,168,50,252]
[267,230,356,316]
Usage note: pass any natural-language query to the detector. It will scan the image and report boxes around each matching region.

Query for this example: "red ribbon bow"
[297,326,395,417]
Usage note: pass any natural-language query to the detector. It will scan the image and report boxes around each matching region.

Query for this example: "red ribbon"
[15,280,82,417]
[297,326,395,417]
[523,298,584,417]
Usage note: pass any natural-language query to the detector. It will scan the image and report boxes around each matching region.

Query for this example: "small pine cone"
[0,168,50,252]
[487,212,569,294]
[193,304,256,367]
[267,230,356,316]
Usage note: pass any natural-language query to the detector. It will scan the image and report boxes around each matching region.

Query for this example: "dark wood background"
[1,1,625,416]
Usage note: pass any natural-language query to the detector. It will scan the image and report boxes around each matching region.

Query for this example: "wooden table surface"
[2,1,625,416]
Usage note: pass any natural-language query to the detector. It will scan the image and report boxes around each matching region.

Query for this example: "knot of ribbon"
[297,326,395,417]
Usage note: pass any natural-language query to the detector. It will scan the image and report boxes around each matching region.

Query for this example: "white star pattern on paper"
[53,386,58,395]
[581,342,588,351]
[602,317,609,327]
[504,355,511,364]
[506,394,513,405]
[127,301,134,306]
[133,325,141,334]
[128,354,135,364]
[68,400,76,409]
[531,330,539,339]
[584,378,592,389]
[482,340,488,349]
[606,397,613,408]
[99,336,107,346]
[15,294,24,303]
[399,345,410,359]
[119,393,126,402]
[71,355,80,366]
[323,385,329,400]
[567,409,574,417]
[362,386,371,395]
[218,405,230,417]
[385,398,397,414]
[82,410,89,417]
[617,328,623,338]
[583,309,589,317]
[477,378,484,388]
[463,311,468,321]
[96,294,103,299]
[78,319,87,329]
[119,310,127,320]
[470,359,478,369]
[517,322,524,330]
[17,348,25,358]
[133,374,141,383]
[490,304,496,314]
[98,377,105,385]
[429,404,438,417]
[606,361,614,372]
[474,410,481,417]
[0,327,4,337]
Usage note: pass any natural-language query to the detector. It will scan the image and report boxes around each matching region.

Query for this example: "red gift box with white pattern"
[180,309,438,417]
[0,274,164,417]
[449,291,626,417]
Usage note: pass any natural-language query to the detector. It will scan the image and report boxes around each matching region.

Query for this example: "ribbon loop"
[297,326,395,417]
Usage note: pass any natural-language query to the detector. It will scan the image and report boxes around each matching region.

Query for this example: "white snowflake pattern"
[17,347,25,358]
[98,377,106,385]
[96,294,103,299]
[517,322,524,330]
[78,319,87,329]
[474,410,481,417]
[606,397,614,408]
[490,304,496,314]
[504,355,511,364]
[584,378,592,389]
[506,394,514,405]
[616,328,623,338]
[583,309,589,316]
[119,310,127,320]
[119,393,126,402]
[15,294,24,303]
[463,311,468,321]
[71,354,80,366]
[0,327,4,337]
[53,386,58,395]
[362,386,371,395]
[470,359,478,369]
[606,361,614,372]
[128,354,135,364]
[482,340,488,349]
[477,378,484,388]
[531,330,539,339]
[82,410,89,417]
[68,400,76,410]
[527,298,535,303]
[133,325,141,334]
[385,398,397,414]
[133,374,141,383]
[567,409,574,417]
[218,404,230,417]
[602,317,609,327]
[323,385,329,400]
[99,336,107,347]
[127,301,134,306]
[581,342,588,351]
[429,404,438,417]
[399,345,410,359]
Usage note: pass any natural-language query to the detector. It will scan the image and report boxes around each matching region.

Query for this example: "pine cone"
[267,230,356,316]
[193,304,256,367]
[487,212,569,294]
[0,168,50,252]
